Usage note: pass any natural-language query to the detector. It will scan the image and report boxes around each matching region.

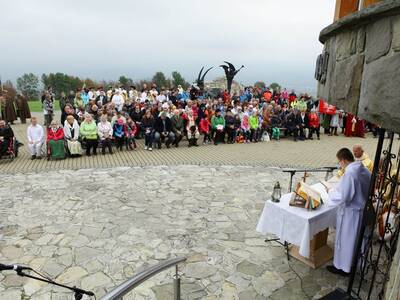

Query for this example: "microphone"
[0,263,32,272]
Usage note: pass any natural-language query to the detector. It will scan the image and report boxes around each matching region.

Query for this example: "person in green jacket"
[80,114,98,156]
[249,111,259,142]
[211,109,225,145]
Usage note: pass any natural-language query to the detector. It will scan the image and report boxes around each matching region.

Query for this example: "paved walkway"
[1,112,392,173]
[0,166,352,300]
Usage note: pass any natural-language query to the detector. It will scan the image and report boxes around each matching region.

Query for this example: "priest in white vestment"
[327,148,371,276]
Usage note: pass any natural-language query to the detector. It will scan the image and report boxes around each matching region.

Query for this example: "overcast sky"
[0,0,335,93]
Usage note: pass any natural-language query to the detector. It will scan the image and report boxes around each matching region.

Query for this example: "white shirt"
[27,124,44,143]
[97,121,113,140]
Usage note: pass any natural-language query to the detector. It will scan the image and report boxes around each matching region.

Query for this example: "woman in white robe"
[328,148,371,274]
[64,115,82,156]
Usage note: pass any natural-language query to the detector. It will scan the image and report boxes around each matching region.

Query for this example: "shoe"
[36,156,42,160]
[326,265,349,277]
[87,153,91,157]
[308,137,313,140]
[148,147,152,151]
[175,144,179,148]
[144,146,148,150]
[31,155,36,160]
[166,144,170,149]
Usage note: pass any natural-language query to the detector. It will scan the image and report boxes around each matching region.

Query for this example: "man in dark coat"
[15,93,31,124]
[0,90,17,124]
[285,109,302,141]
[154,112,175,149]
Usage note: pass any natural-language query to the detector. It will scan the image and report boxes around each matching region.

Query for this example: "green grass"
[28,100,60,112]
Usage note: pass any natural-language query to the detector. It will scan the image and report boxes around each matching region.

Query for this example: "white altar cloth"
[256,183,338,258]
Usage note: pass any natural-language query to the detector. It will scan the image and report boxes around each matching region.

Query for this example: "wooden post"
[334,0,360,21]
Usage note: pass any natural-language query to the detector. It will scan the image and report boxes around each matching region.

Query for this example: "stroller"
[0,136,19,161]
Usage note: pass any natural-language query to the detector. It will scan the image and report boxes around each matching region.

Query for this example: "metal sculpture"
[196,66,213,92]
[220,61,244,93]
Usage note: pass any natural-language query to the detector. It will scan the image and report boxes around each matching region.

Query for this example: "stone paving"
[0,166,350,300]
[1,114,396,299]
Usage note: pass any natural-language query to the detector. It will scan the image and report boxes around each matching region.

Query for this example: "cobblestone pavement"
[1,112,394,174]
[0,166,351,300]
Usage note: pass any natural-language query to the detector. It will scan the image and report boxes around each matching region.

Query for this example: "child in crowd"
[249,111,259,142]
[125,117,137,150]
[199,117,211,145]
[241,114,251,143]
[113,118,126,151]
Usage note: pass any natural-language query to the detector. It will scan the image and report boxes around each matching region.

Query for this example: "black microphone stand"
[15,269,94,300]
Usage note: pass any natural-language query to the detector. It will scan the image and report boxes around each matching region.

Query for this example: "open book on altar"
[290,181,323,210]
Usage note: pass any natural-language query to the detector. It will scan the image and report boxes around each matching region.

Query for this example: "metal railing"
[100,257,186,300]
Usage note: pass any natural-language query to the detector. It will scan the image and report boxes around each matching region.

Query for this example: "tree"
[171,71,189,89]
[41,73,87,98]
[118,75,133,87]
[269,82,281,92]
[152,71,167,89]
[17,73,40,99]
[254,81,266,90]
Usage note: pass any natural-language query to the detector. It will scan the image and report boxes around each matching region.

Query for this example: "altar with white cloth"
[256,182,338,268]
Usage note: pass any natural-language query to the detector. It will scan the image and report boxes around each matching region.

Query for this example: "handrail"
[100,257,187,300]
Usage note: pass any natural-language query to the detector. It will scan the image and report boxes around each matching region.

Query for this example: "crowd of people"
[0,83,379,160]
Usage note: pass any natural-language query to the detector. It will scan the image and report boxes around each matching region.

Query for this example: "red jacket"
[199,118,210,134]
[47,127,64,141]
[308,113,320,128]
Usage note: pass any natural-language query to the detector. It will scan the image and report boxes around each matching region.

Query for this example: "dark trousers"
[126,136,136,149]
[226,127,235,143]
[85,139,98,155]
[250,129,259,142]
[0,139,10,156]
[308,126,320,139]
[101,138,113,154]
[173,133,183,146]
[203,133,211,143]
[144,132,153,147]
[115,136,125,150]
[213,130,225,144]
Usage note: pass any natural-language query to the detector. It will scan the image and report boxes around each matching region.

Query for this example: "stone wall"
[317,1,400,133]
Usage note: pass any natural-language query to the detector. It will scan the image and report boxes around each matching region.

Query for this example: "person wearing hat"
[211,109,225,145]
[154,111,175,149]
